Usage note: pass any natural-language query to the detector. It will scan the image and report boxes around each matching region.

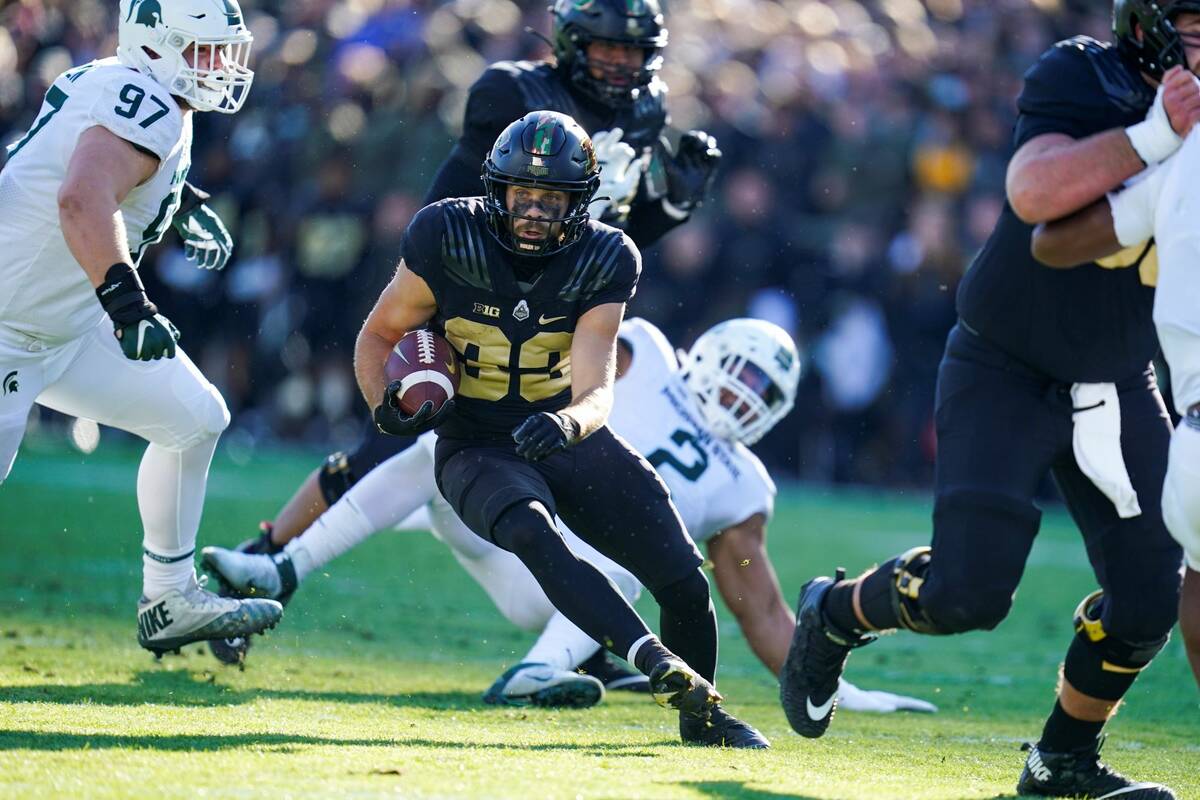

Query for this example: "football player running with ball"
[204,317,937,715]
[249,0,720,566]
[780,3,1200,798]
[351,110,764,748]
[0,0,282,655]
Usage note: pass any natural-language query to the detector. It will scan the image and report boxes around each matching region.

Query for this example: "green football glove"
[172,182,233,270]
[95,263,181,361]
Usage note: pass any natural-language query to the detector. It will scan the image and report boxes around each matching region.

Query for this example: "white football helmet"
[680,318,801,446]
[117,0,254,114]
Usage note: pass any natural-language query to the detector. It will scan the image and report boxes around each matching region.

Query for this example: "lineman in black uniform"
[238,0,719,573]
[779,2,1200,797]
[355,111,765,748]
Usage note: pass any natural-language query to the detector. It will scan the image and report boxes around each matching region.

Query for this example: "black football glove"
[662,130,721,212]
[512,412,581,462]
[172,182,233,270]
[95,263,180,361]
[373,381,454,437]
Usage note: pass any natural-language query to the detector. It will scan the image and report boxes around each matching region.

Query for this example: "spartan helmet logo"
[2,371,17,396]
[126,0,163,28]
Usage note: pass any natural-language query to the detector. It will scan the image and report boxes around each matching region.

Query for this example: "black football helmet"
[551,0,668,108]
[482,111,601,257]
[1114,0,1200,78]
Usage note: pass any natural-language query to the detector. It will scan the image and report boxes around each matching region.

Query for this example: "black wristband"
[96,263,157,325]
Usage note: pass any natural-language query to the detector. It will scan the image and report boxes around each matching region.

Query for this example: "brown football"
[384,329,461,417]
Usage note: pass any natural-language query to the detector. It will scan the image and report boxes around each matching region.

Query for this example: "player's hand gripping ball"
[374,329,459,436]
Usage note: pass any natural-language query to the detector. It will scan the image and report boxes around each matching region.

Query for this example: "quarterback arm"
[354,260,438,409]
[708,513,794,676]
[57,125,159,287]
[562,302,624,439]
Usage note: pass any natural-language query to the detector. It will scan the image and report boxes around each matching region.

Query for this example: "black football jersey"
[957,36,1158,383]
[423,60,680,247]
[402,197,641,440]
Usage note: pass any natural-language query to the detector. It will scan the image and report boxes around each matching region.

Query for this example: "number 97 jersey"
[608,318,777,544]
[0,57,190,344]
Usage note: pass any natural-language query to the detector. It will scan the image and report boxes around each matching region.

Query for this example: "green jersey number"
[647,428,709,483]
[114,83,171,129]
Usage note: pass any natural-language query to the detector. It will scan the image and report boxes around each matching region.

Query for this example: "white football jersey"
[608,318,776,543]
[0,57,191,344]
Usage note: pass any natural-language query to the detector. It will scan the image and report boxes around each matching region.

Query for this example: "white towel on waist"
[1070,382,1142,519]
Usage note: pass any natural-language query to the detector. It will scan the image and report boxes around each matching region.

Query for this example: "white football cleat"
[137,575,282,656]
[201,546,290,600]
[483,662,605,708]
[836,678,938,714]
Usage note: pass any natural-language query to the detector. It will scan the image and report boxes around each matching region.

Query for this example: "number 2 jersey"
[402,197,640,441]
[609,317,776,542]
[0,57,190,344]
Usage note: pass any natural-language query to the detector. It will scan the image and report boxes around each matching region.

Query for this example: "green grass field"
[1,442,1197,799]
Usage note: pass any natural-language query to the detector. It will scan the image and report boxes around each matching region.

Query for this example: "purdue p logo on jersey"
[513,300,530,322]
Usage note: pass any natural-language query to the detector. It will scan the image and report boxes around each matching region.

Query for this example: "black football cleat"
[576,649,650,693]
[1016,739,1176,799]
[780,575,874,738]
[648,659,722,718]
[680,706,770,749]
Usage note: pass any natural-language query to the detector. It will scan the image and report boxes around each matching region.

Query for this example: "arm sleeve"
[400,203,446,291]
[86,72,182,162]
[579,233,641,314]
[1013,43,1110,149]
[622,196,688,248]
[423,68,528,205]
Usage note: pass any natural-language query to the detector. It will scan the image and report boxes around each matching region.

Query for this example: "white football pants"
[0,318,229,595]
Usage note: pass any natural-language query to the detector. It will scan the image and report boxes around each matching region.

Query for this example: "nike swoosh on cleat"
[538,314,567,325]
[806,695,835,721]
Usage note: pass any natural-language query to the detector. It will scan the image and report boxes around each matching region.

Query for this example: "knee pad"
[1075,592,1166,686]
[887,545,1015,635]
[1163,435,1200,571]
[318,451,357,505]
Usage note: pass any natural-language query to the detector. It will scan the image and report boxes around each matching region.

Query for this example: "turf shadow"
[682,782,1017,800]
[681,781,822,800]
[0,730,397,752]
[3,669,483,710]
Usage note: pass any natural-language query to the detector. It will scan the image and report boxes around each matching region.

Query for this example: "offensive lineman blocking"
[0,0,281,653]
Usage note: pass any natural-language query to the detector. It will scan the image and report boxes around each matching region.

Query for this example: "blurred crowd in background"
[1,0,1108,484]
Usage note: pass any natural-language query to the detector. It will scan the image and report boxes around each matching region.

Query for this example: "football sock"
[631,635,676,677]
[824,565,901,634]
[139,436,218,598]
[1038,700,1104,753]
[491,501,651,660]
[653,569,719,684]
[523,611,603,671]
[283,443,441,581]
[283,494,375,582]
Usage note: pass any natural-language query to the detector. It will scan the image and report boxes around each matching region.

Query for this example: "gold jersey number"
[444,318,572,402]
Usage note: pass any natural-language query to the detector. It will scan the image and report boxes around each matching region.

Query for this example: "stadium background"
[1,0,1108,483]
